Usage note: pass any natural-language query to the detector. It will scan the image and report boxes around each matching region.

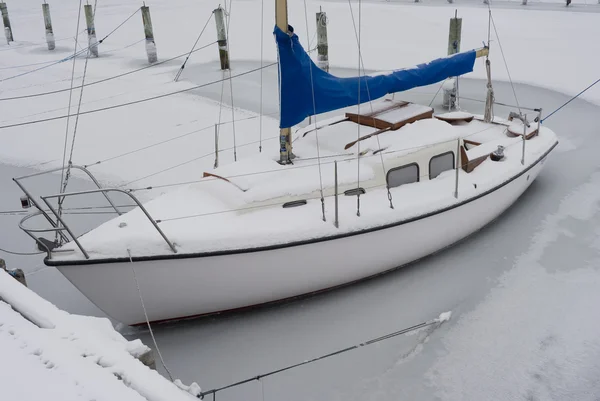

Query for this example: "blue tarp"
[274,25,477,128]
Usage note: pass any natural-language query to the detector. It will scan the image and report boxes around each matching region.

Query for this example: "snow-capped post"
[522,0,527,5]
[0,2,14,43]
[214,6,230,70]
[443,11,461,110]
[42,2,55,50]
[276,0,293,164]
[141,4,157,63]
[84,4,98,57]
[316,8,329,72]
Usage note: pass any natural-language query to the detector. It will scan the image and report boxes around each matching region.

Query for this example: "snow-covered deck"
[51,110,558,261]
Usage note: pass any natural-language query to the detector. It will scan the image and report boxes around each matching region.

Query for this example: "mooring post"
[522,0,527,5]
[141,5,157,63]
[42,2,55,50]
[214,6,230,70]
[84,4,98,57]
[443,11,461,110]
[0,2,13,43]
[315,8,329,72]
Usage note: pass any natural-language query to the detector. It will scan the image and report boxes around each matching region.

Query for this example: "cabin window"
[429,151,455,180]
[386,163,419,188]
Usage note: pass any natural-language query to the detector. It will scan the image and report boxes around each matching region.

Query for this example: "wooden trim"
[460,145,488,173]
[463,139,481,147]
[344,127,391,150]
[202,172,246,192]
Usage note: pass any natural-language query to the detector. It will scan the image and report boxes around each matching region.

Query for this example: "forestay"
[274,25,477,128]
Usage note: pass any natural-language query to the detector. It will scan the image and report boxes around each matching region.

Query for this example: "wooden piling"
[84,4,98,57]
[42,2,55,50]
[141,5,157,63]
[0,2,14,43]
[213,6,229,70]
[443,13,462,110]
[315,9,328,72]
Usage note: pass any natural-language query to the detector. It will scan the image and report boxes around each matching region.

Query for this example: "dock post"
[443,11,461,110]
[214,6,229,70]
[84,4,98,57]
[316,8,329,72]
[42,2,55,50]
[522,0,527,5]
[0,2,13,43]
[141,5,157,63]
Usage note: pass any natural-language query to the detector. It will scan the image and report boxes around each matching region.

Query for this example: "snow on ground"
[0,269,200,401]
[427,171,600,400]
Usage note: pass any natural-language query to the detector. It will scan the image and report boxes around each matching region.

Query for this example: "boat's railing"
[13,165,177,259]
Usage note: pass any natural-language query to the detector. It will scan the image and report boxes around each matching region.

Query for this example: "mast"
[275,0,294,164]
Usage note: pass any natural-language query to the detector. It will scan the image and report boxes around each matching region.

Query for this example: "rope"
[0,63,277,130]
[0,47,89,83]
[197,312,450,399]
[0,42,217,102]
[0,246,43,256]
[541,77,600,123]
[303,0,326,222]
[174,12,214,82]
[127,250,174,381]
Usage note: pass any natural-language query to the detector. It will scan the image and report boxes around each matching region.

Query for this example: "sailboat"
[16,0,558,325]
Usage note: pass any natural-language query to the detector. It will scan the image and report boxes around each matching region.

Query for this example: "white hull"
[55,150,551,325]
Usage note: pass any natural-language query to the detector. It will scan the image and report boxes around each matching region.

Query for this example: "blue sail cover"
[274,25,477,128]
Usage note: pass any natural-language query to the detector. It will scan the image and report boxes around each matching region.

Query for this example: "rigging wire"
[58,0,85,229]
[0,62,277,131]
[224,0,238,162]
[356,0,362,217]
[0,41,217,102]
[174,12,214,82]
[259,0,264,152]
[303,0,326,222]
[58,0,100,225]
[345,0,392,208]
[489,12,521,115]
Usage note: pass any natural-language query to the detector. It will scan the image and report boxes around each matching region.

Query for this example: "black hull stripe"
[46,141,558,267]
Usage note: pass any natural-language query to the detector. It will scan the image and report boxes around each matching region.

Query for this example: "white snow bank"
[427,171,600,400]
[0,270,199,401]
